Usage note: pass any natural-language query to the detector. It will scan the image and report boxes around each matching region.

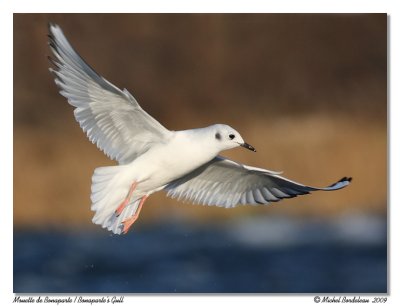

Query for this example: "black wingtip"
[327,176,352,188]
[338,176,352,183]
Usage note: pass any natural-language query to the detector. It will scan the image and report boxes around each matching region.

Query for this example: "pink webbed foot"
[121,195,148,234]
[115,181,138,216]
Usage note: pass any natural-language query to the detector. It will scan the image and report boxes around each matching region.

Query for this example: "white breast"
[127,130,218,192]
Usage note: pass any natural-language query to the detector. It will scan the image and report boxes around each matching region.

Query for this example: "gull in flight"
[48,24,352,235]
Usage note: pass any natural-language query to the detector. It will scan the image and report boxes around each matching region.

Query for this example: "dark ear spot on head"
[215,132,221,140]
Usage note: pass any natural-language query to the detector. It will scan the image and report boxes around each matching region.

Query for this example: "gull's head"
[212,124,256,153]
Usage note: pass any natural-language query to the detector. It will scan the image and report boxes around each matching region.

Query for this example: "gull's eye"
[229,134,235,140]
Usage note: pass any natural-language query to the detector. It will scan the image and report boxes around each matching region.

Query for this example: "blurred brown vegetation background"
[13,14,387,230]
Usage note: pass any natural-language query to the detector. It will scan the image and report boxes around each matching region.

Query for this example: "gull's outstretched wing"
[48,24,172,164]
[165,156,352,207]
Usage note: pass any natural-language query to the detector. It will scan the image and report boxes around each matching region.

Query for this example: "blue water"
[14,216,387,293]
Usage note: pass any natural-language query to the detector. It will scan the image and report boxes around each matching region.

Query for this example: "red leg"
[115,181,137,216]
[122,195,148,234]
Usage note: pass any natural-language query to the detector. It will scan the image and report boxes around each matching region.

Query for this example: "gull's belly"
[129,141,215,192]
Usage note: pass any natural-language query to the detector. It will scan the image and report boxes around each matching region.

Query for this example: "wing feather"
[48,24,171,164]
[165,156,352,208]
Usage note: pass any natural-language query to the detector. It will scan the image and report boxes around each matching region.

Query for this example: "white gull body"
[48,24,352,235]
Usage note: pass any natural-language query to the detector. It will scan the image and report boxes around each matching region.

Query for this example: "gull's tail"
[90,165,141,235]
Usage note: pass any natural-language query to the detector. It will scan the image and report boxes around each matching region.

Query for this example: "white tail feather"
[90,165,142,234]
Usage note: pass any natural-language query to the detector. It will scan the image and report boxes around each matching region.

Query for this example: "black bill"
[240,142,256,152]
